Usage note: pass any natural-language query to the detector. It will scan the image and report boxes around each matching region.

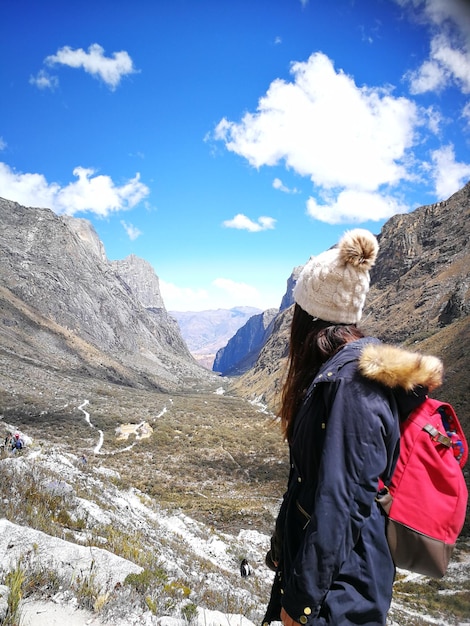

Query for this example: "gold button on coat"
[304,607,312,615]
[299,616,308,624]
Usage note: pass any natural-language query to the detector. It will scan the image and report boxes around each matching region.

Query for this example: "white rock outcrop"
[0,519,142,592]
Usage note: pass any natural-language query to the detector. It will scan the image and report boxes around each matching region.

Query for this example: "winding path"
[78,400,104,454]
[77,399,172,455]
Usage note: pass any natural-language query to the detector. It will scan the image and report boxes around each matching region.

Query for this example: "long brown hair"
[280,304,364,441]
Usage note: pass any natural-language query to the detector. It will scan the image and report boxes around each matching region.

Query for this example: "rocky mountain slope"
[230,183,470,437]
[0,198,217,416]
[110,253,165,308]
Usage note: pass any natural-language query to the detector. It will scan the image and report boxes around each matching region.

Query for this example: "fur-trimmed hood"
[358,342,443,392]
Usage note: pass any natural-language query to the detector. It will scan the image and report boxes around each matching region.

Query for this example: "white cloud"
[29,69,59,90]
[430,144,470,198]
[273,177,298,193]
[0,162,149,216]
[274,36,282,45]
[416,0,470,37]
[214,53,418,196]
[120,220,142,241]
[431,34,470,92]
[407,59,447,94]
[222,213,276,232]
[409,32,470,94]
[159,280,210,311]
[423,105,443,134]
[160,277,268,312]
[401,0,470,94]
[0,137,6,151]
[306,190,408,224]
[45,43,137,90]
[213,278,261,304]
[462,102,470,127]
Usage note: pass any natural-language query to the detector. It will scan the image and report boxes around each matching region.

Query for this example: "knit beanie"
[293,229,379,324]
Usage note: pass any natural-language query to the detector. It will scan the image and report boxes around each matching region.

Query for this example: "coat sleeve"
[282,377,395,620]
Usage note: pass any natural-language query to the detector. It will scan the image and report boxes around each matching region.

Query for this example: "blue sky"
[1,0,470,312]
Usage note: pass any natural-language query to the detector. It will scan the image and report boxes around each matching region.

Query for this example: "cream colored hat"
[293,229,379,324]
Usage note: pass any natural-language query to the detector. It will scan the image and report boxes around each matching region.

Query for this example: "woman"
[262,229,443,626]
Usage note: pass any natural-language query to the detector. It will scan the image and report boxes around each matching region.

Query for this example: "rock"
[0,519,142,592]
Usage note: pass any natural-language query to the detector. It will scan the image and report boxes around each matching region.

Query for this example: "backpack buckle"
[423,424,452,447]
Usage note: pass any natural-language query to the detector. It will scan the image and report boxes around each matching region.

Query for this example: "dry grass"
[1,383,288,537]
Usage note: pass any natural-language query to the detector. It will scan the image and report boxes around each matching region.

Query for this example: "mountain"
[170,306,262,369]
[278,264,302,312]
[110,253,165,308]
[0,197,217,415]
[230,183,470,438]
[212,268,302,376]
[213,309,278,375]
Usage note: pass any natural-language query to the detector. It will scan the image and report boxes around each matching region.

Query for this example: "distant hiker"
[262,229,445,626]
[3,433,13,451]
[13,433,23,451]
[240,559,252,578]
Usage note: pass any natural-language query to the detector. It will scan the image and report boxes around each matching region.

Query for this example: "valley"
[0,189,469,624]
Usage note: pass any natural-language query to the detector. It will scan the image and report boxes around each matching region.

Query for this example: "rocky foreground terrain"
[1,389,470,626]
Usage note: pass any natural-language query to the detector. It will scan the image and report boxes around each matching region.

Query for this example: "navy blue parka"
[263,338,402,626]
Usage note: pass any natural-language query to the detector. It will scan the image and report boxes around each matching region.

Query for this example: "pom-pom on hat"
[293,229,379,324]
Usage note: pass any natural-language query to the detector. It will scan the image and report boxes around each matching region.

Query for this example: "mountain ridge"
[0,197,218,408]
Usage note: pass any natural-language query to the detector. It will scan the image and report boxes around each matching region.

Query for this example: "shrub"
[3,560,25,626]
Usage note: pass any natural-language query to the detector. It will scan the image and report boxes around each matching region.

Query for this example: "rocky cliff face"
[111,253,189,360]
[365,185,470,342]
[0,198,216,407]
[213,308,278,375]
[231,183,470,434]
[111,254,165,309]
[279,265,301,312]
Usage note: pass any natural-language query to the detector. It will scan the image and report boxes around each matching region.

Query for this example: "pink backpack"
[378,398,468,578]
